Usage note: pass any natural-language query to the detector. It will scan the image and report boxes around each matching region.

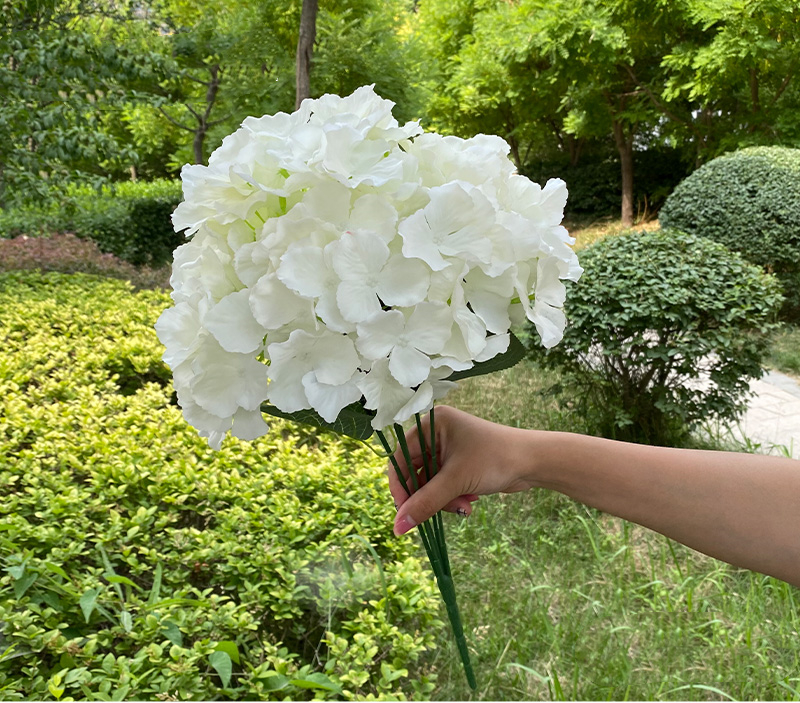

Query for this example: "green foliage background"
[0,272,439,701]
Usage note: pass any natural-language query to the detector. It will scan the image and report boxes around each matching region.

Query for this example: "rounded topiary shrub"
[530,229,783,446]
[659,146,800,319]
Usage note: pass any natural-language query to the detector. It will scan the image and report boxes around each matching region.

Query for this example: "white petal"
[331,230,389,281]
[191,343,269,416]
[311,333,361,386]
[231,408,270,441]
[530,300,566,348]
[356,309,404,360]
[398,209,450,271]
[177,389,232,450]
[337,280,382,323]
[302,371,364,423]
[389,344,432,388]
[405,302,454,355]
[278,246,330,298]
[535,258,567,308]
[349,194,398,242]
[474,333,510,362]
[377,256,430,307]
[155,302,202,368]
[358,359,415,430]
[393,382,434,424]
[204,289,266,354]
[250,274,314,330]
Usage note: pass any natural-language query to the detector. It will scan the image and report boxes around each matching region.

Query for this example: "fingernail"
[394,514,416,536]
[457,508,468,518]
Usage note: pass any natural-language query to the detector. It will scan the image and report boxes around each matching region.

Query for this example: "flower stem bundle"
[377,407,477,690]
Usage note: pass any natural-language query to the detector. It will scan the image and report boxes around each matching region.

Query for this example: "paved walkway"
[724,370,800,459]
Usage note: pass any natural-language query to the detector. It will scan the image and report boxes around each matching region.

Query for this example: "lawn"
[428,365,800,700]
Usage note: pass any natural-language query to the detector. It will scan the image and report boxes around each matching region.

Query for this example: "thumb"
[393,473,459,536]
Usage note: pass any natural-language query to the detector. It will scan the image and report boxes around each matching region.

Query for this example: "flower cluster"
[156,86,581,448]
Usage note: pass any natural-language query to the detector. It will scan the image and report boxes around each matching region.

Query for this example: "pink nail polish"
[394,514,416,536]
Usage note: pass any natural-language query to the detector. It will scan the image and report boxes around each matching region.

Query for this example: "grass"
[565,216,660,250]
[425,362,800,701]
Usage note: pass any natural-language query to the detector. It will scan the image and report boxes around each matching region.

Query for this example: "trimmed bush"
[659,146,800,319]
[529,229,783,446]
[0,272,439,701]
[0,179,183,267]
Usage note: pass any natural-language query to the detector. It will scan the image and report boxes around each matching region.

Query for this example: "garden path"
[729,370,800,459]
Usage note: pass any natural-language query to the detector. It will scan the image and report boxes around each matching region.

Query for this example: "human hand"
[388,406,538,535]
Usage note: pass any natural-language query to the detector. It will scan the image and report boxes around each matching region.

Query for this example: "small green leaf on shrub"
[80,588,100,623]
[214,640,240,665]
[7,563,26,580]
[119,611,133,632]
[289,672,343,694]
[209,650,233,689]
[161,620,183,647]
[111,685,130,701]
[45,562,68,579]
[13,572,38,599]
[259,673,290,691]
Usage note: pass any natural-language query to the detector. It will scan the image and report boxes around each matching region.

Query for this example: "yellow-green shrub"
[0,272,439,701]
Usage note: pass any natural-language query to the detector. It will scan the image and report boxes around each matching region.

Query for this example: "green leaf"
[161,620,183,647]
[80,588,100,623]
[260,673,290,691]
[209,650,233,689]
[447,332,526,381]
[45,562,68,579]
[13,572,38,599]
[289,672,343,694]
[147,562,163,605]
[260,402,374,441]
[105,574,141,590]
[119,610,133,632]
[214,640,240,665]
[7,564,25,580]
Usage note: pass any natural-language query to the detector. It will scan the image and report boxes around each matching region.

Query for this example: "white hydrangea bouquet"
[156,85,581,690]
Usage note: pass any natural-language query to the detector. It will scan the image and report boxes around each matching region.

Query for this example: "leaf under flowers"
[446,331,526,381]
[259,402,374,441]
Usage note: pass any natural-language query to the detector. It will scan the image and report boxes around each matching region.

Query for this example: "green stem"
[415,409,477,690]
[377,428,435,563]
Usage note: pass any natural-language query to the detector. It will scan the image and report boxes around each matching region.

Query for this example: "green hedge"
[659,146,800,319]
[0,272,439,701]
[0,180,184,267]
[529,229,783,445]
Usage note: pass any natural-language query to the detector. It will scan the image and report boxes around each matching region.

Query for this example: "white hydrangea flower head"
[156,85,580,446]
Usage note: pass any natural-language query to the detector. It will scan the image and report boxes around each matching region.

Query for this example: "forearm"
[525,431,800,587]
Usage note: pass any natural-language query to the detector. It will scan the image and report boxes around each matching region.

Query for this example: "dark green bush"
[659,146,800,319]
[530,229,783,446]
[525,148,690,218]
[0,272,439,701]
[0,180,183,267]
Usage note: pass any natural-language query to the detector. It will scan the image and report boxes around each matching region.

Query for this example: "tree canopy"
[3,0,799,219]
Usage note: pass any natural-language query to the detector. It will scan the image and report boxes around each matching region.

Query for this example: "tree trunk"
[613,119,634,227]
[193,64,221,165]
[295,0,318,109]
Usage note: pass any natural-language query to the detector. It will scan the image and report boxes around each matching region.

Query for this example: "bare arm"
[389,406,800,588]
